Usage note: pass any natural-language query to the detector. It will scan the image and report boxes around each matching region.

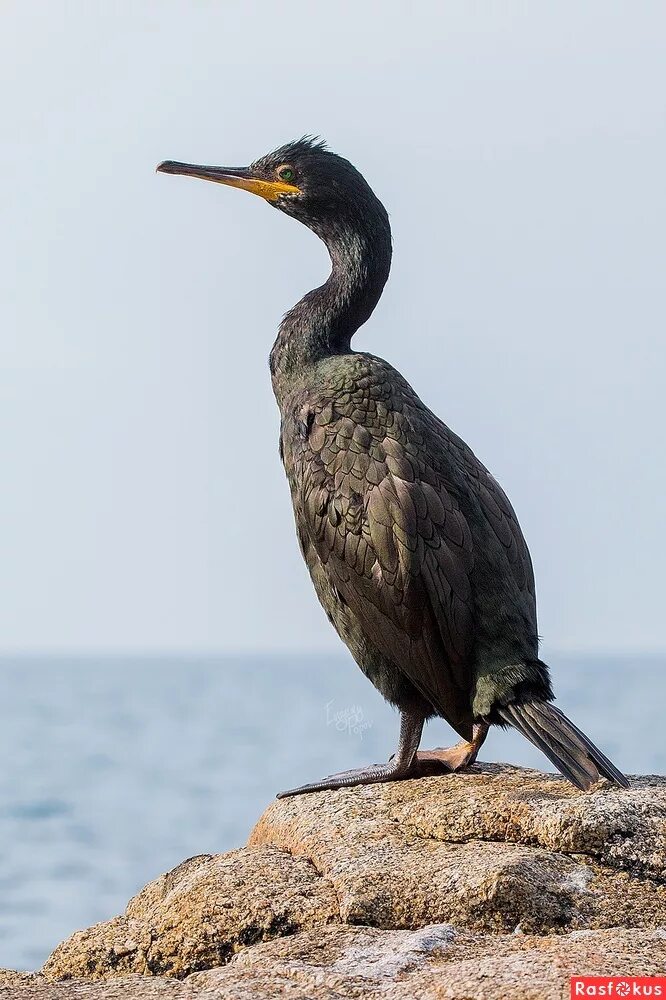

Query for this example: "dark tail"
[498,700,630,791]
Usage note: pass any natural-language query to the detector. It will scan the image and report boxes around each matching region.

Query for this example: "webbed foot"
[276,706,429,798]
[276,756,418,798]
[416,721,489,772]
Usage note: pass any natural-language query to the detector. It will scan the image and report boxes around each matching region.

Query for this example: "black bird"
[157,138,629,796]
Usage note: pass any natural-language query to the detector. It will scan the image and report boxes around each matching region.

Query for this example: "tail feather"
[539,703,630,788]
[498,700,630,791]
[500,703,599,790]
[522,703,604,785]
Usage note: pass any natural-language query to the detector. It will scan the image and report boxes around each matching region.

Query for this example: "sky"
[0,1,664,656]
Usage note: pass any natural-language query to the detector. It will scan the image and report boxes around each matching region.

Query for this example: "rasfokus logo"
[571,978,666,997]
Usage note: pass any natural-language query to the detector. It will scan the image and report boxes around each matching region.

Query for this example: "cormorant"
[157,138,629,796]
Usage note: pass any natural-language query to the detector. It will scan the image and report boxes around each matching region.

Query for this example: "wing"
[292,397,478,738]
[454,428,536,613]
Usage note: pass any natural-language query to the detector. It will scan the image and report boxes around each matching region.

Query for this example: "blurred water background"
[0,652,662,971]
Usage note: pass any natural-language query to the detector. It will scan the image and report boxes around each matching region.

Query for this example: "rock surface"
[0,974,189,999]
[44,845,337,980]
[251,765,666,934]
[25,765,666,997]
[6,927,666,999]
[190,925,666,999]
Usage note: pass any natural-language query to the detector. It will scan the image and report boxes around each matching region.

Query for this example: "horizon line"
[0,647,664,661]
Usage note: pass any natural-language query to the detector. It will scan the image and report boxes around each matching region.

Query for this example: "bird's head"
[157,136,388,244]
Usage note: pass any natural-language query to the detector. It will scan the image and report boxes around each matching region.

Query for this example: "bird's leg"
[415,721,489,773]
[276,708,426,798]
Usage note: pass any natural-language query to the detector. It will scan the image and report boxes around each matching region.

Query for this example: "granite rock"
[39,765,666,995]
[43,846,337,981]
[8,926,666,1000]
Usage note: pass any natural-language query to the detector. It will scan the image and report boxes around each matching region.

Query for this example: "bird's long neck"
[269,209,392,399]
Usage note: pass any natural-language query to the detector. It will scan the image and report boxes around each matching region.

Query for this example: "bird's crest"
[254,136,330,170]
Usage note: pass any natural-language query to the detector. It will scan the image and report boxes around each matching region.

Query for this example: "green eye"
[278,166,295,182]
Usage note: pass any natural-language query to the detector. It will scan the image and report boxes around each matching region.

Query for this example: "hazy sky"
[1,2,664,655]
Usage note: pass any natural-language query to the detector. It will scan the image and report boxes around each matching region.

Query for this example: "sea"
[0,652,663,972]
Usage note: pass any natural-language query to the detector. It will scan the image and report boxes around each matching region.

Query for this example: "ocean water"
[0,652,663,972]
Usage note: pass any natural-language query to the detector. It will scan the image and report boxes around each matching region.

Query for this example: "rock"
[191,924,666,1000]
[38,765,666,997]
[43,846,337,981]
[0,971,36,988]
[383,765,666,878]
[0,974,190,999]
[8,927,666,999]
[250,764,666,933]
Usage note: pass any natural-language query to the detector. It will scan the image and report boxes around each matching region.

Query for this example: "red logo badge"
[571,978,666,998]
